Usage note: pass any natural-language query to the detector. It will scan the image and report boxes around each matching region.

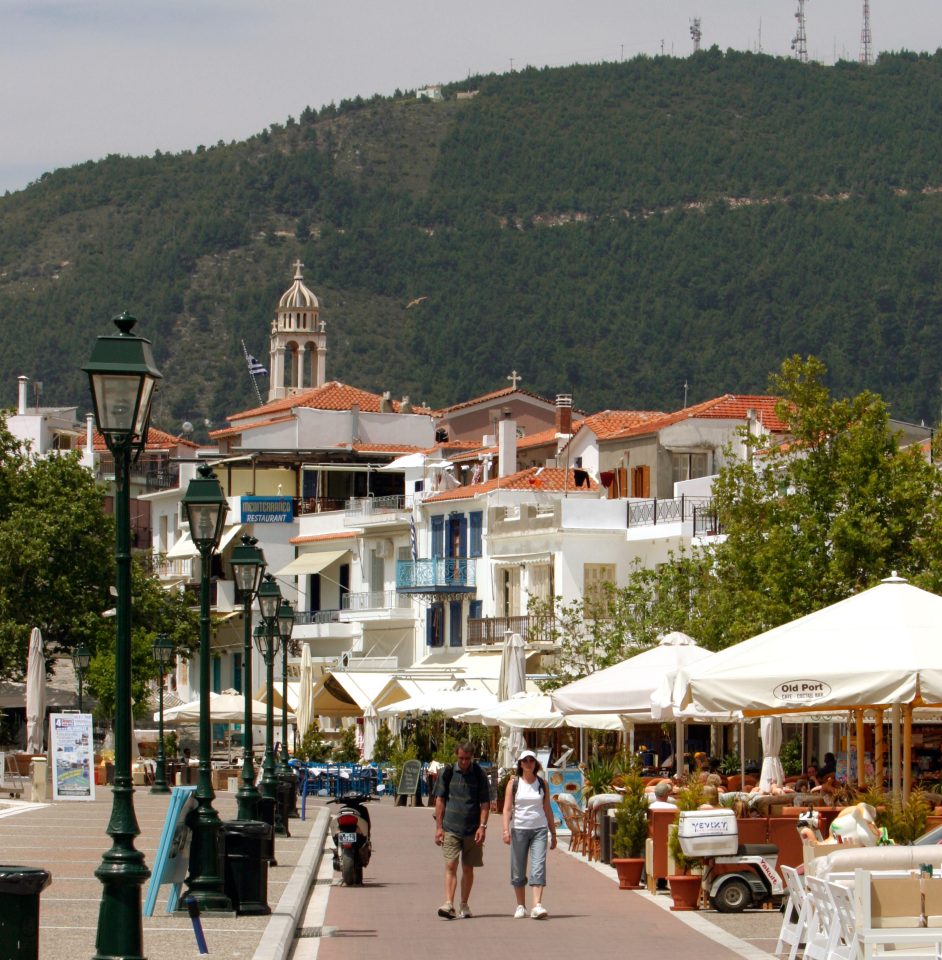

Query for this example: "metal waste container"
[221,822,272,916]
[256,796,277,866]
[0,866,52,960]
[275,778,293,837]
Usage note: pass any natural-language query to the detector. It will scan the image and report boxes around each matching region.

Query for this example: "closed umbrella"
[25,628,45,754]
[759,716,785,792]
[296,644,315,740]
[362,703,379,761]
[498,633,527,768]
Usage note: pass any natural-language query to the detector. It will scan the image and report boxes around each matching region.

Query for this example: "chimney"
[17,376,28,415]
[498,410,517,478]
[400,395,412,414]
[350,403,360,443]
[380,391,392,413]
[555,393,573,436]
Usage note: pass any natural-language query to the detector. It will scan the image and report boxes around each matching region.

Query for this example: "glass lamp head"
[183,464,228,551]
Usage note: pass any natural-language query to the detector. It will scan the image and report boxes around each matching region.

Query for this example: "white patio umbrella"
[377,688,498,718]
[295,644,315,740]
[759,716,785,791]
[462,693,625,731]
[498,632,527,768]
[25,628,46,754]
[362,703,379,761]
[157,691,293,725]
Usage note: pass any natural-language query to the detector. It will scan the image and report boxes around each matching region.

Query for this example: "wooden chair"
[553,795,588,854]
[776,864,810,960]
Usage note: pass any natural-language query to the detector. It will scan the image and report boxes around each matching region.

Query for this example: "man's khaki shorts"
[442,831,484,867]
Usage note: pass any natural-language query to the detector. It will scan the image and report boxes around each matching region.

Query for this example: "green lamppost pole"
[181,464,232,912]
[230,535,266,821]
[72,643,91,714]
[276,599,297,808]
[255,575,283,833]
[83,311,161,960]
[151,634,173,795]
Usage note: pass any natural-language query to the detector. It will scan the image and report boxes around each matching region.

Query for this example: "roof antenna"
[683,380,688,408]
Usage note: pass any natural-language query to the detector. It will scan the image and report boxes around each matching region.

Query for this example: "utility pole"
[791,0,809,64]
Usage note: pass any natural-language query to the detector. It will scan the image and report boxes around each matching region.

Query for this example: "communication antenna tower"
[690,18,702,53]
[791,0,809,64]
[859,1,873,66]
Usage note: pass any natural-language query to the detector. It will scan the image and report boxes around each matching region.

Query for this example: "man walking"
[433,740,491,919]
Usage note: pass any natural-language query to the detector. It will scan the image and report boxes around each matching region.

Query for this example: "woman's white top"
[512,776,547,830]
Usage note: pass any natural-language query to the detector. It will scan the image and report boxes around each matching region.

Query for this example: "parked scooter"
[329,793,373,885]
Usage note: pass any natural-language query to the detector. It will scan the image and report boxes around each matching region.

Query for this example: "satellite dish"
[181,421,194,435]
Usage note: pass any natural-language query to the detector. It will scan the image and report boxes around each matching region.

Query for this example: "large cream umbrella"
[295,644,315,741]
[497,633,527,769]
[157,691,293,725]
[25,628,46,754]
[362,703,379,761]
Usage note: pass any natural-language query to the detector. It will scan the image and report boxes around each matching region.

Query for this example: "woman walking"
[502,749,557,919]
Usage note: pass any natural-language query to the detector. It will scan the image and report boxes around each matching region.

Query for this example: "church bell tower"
[269,261,326,401]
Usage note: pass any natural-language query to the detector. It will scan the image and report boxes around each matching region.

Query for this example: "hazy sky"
[2,0,940,195]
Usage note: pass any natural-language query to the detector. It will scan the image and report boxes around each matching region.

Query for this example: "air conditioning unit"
[374,539,394,559]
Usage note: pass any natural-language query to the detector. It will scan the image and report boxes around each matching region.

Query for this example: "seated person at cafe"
[818,753,837,779]
[647,781,677,810]
[698,784,720,809]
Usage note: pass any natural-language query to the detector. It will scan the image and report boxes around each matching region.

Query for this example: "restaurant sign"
[773,679,832,704]
[241,496,293,523]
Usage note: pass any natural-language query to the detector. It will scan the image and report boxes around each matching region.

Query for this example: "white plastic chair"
[805,875,843,960]
[777,865,811,960]
[824,878,857,960]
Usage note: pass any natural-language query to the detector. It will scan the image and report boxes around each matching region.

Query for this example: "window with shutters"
[469,511,483,557]
[449,601,463,647]
[426,603,444,647]
[631,465,650,497]
[431,515,444,558]
[583,563,616,617]
[671,451,710,485]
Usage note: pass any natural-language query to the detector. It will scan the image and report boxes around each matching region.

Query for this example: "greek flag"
[246,354,268,377]
[410,514,418,562]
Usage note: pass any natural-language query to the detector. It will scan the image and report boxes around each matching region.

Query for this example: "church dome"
[278,261,319,310]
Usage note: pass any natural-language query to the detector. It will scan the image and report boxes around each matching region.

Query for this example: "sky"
[1,0,940,195]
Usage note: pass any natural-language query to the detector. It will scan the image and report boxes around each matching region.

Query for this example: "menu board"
[50,713,95,801]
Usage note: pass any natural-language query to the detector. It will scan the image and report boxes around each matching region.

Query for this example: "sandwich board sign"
[143,786,197,915]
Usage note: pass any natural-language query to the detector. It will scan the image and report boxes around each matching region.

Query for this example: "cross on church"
[293,259,304,277]
[507,369,522,389]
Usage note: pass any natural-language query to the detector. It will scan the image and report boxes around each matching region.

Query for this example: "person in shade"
[502,749,557,919]
[433,740,491,919]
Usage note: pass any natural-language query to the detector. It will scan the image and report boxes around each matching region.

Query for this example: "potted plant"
[667,777,705,911]
[611,758,648,889]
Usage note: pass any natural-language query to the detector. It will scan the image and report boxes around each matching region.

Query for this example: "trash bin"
[29,758,47,804]
[256,796,277,866]
[275,779,293,837]
[0,866,52,960]
[220,822,271,917]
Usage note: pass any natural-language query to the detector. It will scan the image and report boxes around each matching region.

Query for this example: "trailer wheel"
[712,878,752,913]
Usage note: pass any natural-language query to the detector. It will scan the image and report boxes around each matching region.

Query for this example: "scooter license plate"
[338,832,357,844]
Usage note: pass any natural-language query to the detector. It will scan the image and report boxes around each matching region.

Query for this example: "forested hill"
[3,47,942,436]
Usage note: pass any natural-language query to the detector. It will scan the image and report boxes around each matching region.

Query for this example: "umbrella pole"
[874,709,884,790]
[902,703,912,802]
[891,704,902,802]
[855,710,866,789]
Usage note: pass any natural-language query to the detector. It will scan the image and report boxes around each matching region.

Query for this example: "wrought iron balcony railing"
[396,558,476,593]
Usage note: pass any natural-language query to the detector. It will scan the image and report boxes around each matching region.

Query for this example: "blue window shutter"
[449,601,462,647]
[426,606,435,646]
[469,600,482,620]
[458,516,468,558]
[469,511,483,557]
[431,516,444,558]
[427,603,444,647]
[212,656,221,694]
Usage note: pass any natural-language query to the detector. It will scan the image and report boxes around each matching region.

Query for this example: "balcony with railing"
[396,558,476,595]
[292,607,357,643]
[467,615,553,647]
[626,496,722,537]
[339,589,417,624]
[343,495,412,527]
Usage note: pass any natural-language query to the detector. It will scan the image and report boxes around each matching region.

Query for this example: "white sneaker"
[458,903,472,919]
[531,904,548,920]
[514,905,528,919]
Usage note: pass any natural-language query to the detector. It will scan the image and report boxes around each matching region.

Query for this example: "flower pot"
[611,857,644,889]
[668,874,702,911]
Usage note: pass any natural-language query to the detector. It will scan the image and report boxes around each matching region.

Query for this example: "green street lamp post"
[254,612,282,834]
[230,535,266,821]
[181,464,232,912]
[72,643,91,714]
[276,599,297,814]
[83,311,161,960]
[151,634,174,795]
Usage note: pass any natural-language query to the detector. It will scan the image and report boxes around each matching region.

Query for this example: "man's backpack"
[440,762,489,801]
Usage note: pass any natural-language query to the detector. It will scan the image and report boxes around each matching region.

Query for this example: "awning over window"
[275,549,349,577]
[165,524,244,560]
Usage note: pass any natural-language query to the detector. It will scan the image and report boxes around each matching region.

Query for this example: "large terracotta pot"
[611,857,644,890]
[668,874,702,911]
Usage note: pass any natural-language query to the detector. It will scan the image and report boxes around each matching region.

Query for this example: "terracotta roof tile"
[581,410,667,440]
[209,415,295,440]
[424,466,598,503]
[227,381,432,423]
[346,443,425,454]
[603,395,788,441]
[436,386,555,415]
[79,426,200,451]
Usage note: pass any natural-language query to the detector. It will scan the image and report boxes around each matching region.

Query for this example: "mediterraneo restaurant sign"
[241,496,294,523]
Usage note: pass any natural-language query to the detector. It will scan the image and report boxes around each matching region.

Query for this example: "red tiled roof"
[444,423,587,464]
[343,443,425,454]
[289,531,359,545]
[603,395,788,441]
[424,466,598,503]
[209,415,295,440]
[79,426,200,451]
[436,386,555,415]
[227,382,432,423]
[580,410,667,440]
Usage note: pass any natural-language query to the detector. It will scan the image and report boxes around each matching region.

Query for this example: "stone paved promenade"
[0,790,783,960]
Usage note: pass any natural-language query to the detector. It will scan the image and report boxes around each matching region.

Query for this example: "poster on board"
[50,713,95,801]
[545,767,584,829]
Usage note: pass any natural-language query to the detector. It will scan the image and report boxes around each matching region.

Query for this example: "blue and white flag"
[246,354,268,377]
